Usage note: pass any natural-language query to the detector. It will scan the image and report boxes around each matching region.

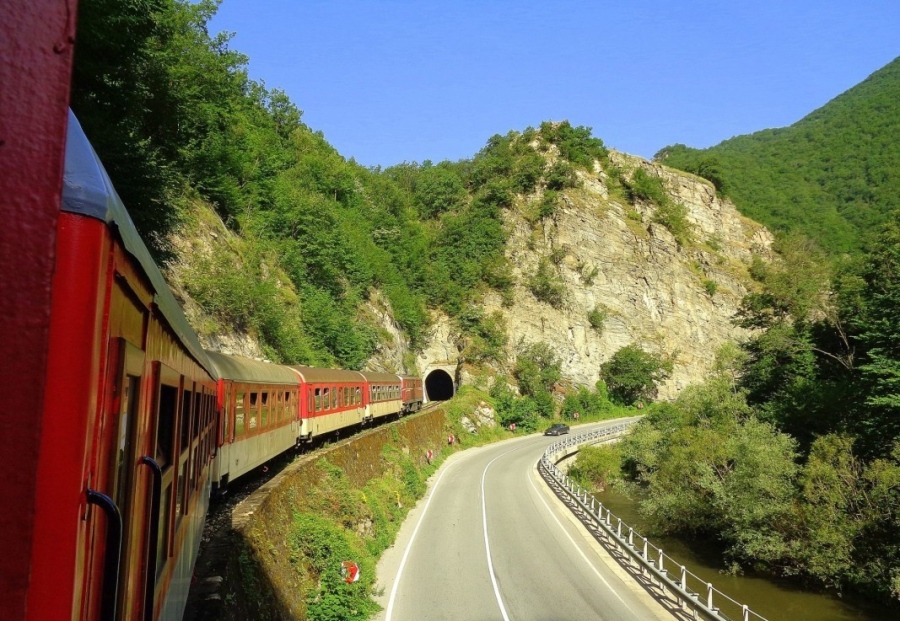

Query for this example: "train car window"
[155,382,177,469]
[284,391,291,421]
[331,387,337,409]
[356,387,361,405]
[308,389,314,415]
[315,388,322,412]
[223,389,231,443]
[249,392,258,430]
[235,391,245,436]
[156,481,171,575]
[180,385,194,453]
[192,391,202,441]
[261,391,269,428]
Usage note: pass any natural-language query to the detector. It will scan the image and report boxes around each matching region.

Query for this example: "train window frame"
[248,392,258,431]
[235,390,246,437]
[261,391,269,428]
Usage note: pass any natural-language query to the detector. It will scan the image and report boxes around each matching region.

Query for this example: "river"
[594,486,895,621]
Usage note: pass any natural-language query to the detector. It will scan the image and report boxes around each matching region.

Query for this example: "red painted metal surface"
[0,1,77,619]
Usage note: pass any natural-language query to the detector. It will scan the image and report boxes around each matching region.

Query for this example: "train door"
[82,335,148,621]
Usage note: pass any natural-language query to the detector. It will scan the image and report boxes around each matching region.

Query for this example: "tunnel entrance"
[424,369,455,401]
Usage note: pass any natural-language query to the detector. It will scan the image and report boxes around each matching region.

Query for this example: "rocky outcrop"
[415,152,773,399]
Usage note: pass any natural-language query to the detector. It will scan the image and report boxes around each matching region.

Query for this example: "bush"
[703,279,718,296]
[624,168,668,205]
[514,341,562,398]
[600,345,673,405]
[653,201,693,246]
[528,258,566,307]
[569,444,622,491]
[560,385,612,419]
[587,305,608,332]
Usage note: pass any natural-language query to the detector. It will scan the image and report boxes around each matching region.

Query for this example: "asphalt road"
[374,418,670,621]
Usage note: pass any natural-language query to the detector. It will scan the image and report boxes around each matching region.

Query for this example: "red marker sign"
[341,560,360,583]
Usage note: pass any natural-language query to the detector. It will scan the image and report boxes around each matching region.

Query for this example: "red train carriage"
[290,366,367,441]
[206,352,301,493]
[400,375,424,413]
[361,371,404,420]
[27,112,218,621]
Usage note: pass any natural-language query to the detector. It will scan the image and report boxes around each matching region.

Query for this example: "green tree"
[600,345,672,405]
[851,211,900,451]
[514,342,562,399]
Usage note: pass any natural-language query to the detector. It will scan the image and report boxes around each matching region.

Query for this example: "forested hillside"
[69,0,606,370]
[656,56,900,255]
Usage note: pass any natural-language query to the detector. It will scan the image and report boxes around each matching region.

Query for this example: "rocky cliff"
[166,148,772,401]
[417,151,773,399]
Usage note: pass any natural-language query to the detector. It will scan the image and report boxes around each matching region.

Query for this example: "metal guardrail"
[539,424,770,621]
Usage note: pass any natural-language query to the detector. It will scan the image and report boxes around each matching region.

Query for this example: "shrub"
[528,258,566,307]
[653,201,693,246]
[514,341,562,398]
[587,305,608,332]
[703,279,718,296]
[624,168,668,205]
[545,160,579,191]
[600,344,673,405]
[569,444,622,491]
[538,190,559,219]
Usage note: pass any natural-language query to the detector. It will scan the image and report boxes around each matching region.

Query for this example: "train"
[22,111,425,621]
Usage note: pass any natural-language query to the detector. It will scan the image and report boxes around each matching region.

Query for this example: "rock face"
[416,152,773,399]
[167,150,772,401]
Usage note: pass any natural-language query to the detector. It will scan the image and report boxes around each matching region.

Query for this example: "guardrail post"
[617,518,622,538]
[707,582,714,611]
[628,526,634,547]
[743,605,749,621]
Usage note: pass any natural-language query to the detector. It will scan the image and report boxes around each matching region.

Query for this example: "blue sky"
[209,0,899,168]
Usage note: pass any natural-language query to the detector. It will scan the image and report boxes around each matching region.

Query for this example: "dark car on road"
[544,423,570,436]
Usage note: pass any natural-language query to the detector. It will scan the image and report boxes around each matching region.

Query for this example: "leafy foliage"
[587,305,608,332]
[527,258,566,307]
[513,342,562,399]
[657,57,900,255]
[600,345,672,405]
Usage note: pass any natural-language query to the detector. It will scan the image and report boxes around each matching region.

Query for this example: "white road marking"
[384,461,456,621]
[527,459,632,610]
[481,449,519,621]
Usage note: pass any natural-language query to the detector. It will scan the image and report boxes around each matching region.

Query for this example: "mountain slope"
[656,56,900,254]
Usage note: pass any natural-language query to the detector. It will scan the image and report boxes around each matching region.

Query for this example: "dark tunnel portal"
[424,369,455,401]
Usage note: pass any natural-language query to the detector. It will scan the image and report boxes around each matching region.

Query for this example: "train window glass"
[156,481,172,574]
[261,392,269,428]
[331,387,337,409]
[308,389,314,414]
[235,391,245,436]
[315,388,322,412]
[192,391,202,441]
[249,392,258,430]
[223,391,230,441]
[180,386,193,454]
[178,455,189,515]
[156,383,177,469]
[355,387,360,404]
[112,373,140,514]
[284,392,291,421]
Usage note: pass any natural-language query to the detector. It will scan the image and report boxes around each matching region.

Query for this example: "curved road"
[375,418,669,621]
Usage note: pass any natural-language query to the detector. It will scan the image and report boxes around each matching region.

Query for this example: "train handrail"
[86,489,123,621]
[139,456,163,621]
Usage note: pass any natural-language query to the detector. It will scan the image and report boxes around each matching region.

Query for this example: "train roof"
[359,371,402,383]
[206,351,299,385]
[61,111,214,375]
[289,366,366,384]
